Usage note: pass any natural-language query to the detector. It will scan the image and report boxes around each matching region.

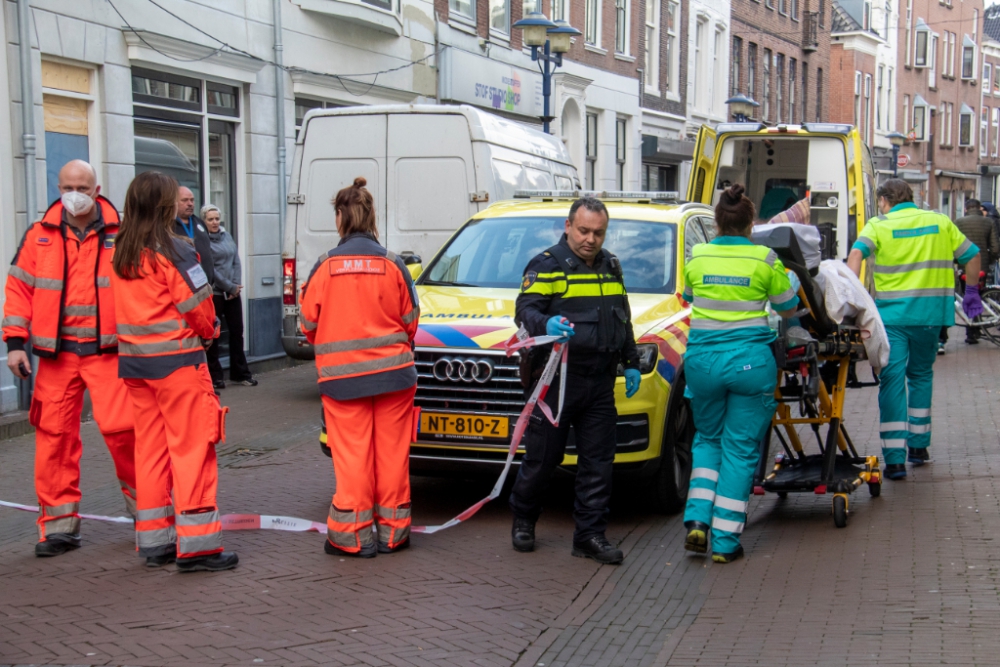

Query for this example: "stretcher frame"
[748,229,881,528]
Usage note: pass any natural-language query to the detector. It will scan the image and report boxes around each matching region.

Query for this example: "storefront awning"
[641,135,696,163]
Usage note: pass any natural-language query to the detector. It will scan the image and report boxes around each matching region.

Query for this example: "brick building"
[435,0,645,189]
[640,0,694,191]
[829,1,878,147]
[728,0,832,125]
[894,0,985,214]
[979,8,1000,205]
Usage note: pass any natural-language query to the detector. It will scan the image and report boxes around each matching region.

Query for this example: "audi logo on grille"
[433,357,494,383]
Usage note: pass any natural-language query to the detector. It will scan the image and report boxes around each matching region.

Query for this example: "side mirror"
[400,252,422,265]
[407,263,423,280]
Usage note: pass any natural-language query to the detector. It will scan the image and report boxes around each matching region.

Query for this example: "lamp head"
[547,20,582,53]
[513,12,557,47]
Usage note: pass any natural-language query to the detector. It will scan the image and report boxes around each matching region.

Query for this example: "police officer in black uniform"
[509,197,641,565]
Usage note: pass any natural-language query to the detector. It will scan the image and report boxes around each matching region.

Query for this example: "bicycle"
[954,269,1000,347]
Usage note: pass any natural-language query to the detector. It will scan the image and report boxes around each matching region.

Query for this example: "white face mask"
[61,191,95,217]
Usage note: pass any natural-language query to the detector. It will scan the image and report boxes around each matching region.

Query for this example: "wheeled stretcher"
[750,226,881,528]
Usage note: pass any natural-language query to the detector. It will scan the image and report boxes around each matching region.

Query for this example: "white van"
[280,104,580,359]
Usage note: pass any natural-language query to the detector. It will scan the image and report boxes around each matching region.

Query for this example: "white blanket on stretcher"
[813,260,891,372]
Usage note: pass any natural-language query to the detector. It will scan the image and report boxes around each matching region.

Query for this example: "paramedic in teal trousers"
[682,184,800,563]
[847,179,981,480]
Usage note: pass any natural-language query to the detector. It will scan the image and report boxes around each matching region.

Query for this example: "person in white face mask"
[1,159,138,557]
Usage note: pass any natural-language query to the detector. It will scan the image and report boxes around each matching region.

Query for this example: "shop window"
[41,61,94,206]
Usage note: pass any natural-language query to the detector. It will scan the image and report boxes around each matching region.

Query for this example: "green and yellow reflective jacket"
[682,237,798,349]
[853,203,978,326]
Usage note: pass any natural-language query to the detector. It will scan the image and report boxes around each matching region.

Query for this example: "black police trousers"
[509,369,617,543]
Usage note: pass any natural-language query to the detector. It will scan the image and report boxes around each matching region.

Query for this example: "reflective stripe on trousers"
[326,506,375,550]
[176,510,223,557]
[39,501,81,540]
[136,504,176,556]
[375,503,411,547]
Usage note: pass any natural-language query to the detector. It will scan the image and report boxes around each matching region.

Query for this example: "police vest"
[686,243,792,330]
[2,197,121,358]
[540,243,629,355]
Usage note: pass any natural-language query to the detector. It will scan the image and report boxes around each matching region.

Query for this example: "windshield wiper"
[422,280,478,287]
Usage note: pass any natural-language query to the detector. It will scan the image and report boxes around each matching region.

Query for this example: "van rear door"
[386,113,477,260]
[686,126,717,204]
[296,113,387,277]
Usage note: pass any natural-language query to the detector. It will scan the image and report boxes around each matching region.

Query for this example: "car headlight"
[617,343,659,376]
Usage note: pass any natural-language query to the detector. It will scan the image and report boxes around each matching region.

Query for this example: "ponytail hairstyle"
[333,176,378,239]
[714,183,756,236]
[113,171,185,280]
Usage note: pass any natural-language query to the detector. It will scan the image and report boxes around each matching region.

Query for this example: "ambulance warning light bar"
[513,190,681,202]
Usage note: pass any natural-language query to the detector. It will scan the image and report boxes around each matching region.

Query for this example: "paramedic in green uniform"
[847,179,982,480]
[682,184,800,563]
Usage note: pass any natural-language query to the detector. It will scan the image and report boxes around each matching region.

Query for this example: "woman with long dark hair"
[680,184,799,563]
[299,177,419,558]
[112,171,237,572]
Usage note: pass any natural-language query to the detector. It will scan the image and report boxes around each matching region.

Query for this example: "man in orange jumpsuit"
[3,160,136,557]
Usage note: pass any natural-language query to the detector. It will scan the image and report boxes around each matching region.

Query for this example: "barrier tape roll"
[0,334,568,537]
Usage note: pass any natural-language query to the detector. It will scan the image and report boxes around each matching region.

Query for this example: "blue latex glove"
[964,284,984,320]
[786,270,801,295]
[624,368,641,398]
[545,315,575,342]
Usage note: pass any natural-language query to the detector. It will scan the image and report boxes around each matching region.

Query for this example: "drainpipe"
[17,0,36,235]
[273,0,287,247]
[16,0,35,411]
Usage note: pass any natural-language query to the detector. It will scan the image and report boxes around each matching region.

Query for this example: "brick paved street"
[2,330,1000,667]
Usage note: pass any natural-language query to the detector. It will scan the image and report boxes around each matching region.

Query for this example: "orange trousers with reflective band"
[323,386,415,552]
[126,364,227,559]
[31,352,136,541]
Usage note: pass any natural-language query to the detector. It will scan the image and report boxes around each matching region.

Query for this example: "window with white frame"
[666,0,680,95]
[929,34,938,87]
[522,0,539,15]
[551,0,568,21]
[863,73,872,144]
[945,32,955,78]
[887,67,893,130]
[938,102,948,146]
[764,49,772,121]
[489,0,509,34]
[42,61,99,207]
[731,36,742,98]
[779,0,787,15]
[646,0,660,93]
[992,107,999,156]
[776,54,784,123]
[914,20,930,68]
[586,112,598,188]
[792,0,799,20]
[863,0,871,30]
[960,104,974,146]
[816,67,822,121]
[947,102,953,145]
[985,63,992,93]
[903,94,910,138]
[802,62,808,122]
[695,18,707,109]
[585,0,599,45]
[449,0,475,20]
[974,9,979,42]
[994,65,1000,95]
[789,58,796,123]
[714,28,724,113]
[982,106,989,157]
[748,43,757,100]
[905,0,913,67]
[912,96,928,141]
[615,0,628,54]
[962,36,976,80]
[854,71,862,129]
[876,65,883,129]
[765,0,773,10]
[616,118,627,189]
[883,2,890,38]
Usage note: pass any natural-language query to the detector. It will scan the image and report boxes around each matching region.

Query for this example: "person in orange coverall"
[111,171,236,572]
[2,160,137,557]
[299,176,420,558]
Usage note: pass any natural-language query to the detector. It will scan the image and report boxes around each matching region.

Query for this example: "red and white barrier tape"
[0,334,569,538]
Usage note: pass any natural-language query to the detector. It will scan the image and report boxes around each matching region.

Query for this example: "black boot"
[884,463,907,480]
[176,551,239,572]
[511,517,536,552]
[324,540,376,558]
[711,545,745,564]
[34,533,81,557]
[684,521,710,554]
[907,447,932,466]
[377,538,409,554]
[145,547,177,568]
[571,535,624,564]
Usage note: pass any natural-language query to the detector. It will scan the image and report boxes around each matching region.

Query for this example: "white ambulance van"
[281,104,580,359]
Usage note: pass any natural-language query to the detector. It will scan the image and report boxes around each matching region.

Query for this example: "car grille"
[413,347,650,454]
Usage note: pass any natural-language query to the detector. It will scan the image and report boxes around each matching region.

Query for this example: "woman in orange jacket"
[111,171,237,572]
[299,177,420,558]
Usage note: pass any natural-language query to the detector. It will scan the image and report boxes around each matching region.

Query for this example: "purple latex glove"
[964,284,984,320]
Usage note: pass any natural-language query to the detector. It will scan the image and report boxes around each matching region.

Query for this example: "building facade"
[894,0,985,214]
[729,0,832,125]
[979,9,1000,204]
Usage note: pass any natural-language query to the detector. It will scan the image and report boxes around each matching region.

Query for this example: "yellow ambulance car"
[404,192,716,513]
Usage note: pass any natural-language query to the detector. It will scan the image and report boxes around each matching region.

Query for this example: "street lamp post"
[513,13,582,134]
[887,132,906,177]
[724,94,760,122]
